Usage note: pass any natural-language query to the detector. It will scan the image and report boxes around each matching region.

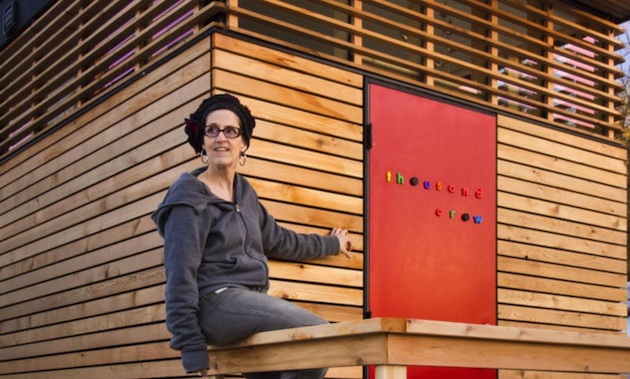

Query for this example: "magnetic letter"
[410,177,419,186]
[435,209,443,216]
[397,172,405,184]
[386,171,392,182]
[473,215,483,224]
[461,188,469,197]
[461,213,470,222]
[447,185,456,193]
[423,181,431,189]
[449,210,456,218]
[475,189,483,199]
[436,181,443,191]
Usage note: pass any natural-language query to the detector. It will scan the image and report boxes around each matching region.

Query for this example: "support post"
[375,365,407,379]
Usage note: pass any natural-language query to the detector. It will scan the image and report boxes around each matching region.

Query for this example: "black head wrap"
[184,94,256,154]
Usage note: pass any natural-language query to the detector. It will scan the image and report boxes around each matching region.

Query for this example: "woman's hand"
[331,228,352,259]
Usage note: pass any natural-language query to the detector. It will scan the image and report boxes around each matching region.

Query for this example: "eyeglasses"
[203,125,242,139]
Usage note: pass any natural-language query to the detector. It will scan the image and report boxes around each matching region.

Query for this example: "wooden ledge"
[209,317,406,348]
[207,317,630,377]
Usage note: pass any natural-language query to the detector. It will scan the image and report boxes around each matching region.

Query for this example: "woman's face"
[202,109,247,169]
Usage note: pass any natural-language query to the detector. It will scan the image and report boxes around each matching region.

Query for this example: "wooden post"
[424,4,435,87]
[352,0,363,64]
[228,0,239,28]
[545,3,555,124]
[605,27,617,138]
[488,0,499,106]
[375,365,407,379]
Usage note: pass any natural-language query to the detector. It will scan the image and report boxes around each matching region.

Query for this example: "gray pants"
[199,287,328,379]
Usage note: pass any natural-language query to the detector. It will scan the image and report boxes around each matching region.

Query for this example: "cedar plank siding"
[0,33,364,378]
[496,115,628,333]
[0,0,628,378]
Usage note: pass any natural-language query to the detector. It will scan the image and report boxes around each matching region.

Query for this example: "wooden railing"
[207,317,630,378]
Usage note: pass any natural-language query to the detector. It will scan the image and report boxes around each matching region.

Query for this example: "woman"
[151,94,352,378]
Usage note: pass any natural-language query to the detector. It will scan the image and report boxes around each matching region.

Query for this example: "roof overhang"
[572,0,630,24]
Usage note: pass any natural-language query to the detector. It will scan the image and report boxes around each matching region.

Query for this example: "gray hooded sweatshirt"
[151,167,340,373]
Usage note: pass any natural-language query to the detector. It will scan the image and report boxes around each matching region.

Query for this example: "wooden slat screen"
[229,0,625,138]
[0,0,626,164]
[0,0,225,162]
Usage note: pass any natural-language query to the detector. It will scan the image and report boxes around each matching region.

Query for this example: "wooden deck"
[207,318,630,378]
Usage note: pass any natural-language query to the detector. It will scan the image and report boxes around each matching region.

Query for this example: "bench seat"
[207,317,630,378]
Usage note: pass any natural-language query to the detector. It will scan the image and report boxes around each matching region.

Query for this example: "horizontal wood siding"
[0,32,364,378]
[210,33,365,322]
[497,114,628,379]
[497,114,628,331]
[0,37,212,378]
[1,4,628,377]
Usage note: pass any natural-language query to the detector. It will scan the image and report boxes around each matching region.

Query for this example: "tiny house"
[1,1,629,378]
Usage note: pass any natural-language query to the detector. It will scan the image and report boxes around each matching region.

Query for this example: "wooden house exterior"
[0,0,628,378]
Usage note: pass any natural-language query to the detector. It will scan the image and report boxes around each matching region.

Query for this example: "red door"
[368,83,497,379]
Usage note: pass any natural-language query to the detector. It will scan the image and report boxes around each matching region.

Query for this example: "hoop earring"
[239,152,247,166]
[200,150,209,164]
